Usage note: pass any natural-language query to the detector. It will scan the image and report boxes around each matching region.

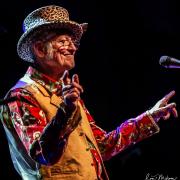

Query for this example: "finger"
[159,103,176,116]
[62,84,72,92]
[155,103,176,118]
[69,88,80,97]
[160,103,176,115]
[72,74,84,93]
[161,90,175,103]
[163,113,170,120]
[172,107,178,118]
[164,102,176,111]
[64,87,81,97]
[61,70,71,85]
[64,91,80,101]
[63,83,83,96]
[162,105,178,120]
[72,74,79,84]
[72,82,84,93]
[70,92,80,99]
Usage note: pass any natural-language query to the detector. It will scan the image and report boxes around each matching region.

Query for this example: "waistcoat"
[21,78,109,180]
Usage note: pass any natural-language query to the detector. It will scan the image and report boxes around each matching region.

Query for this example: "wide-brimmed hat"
[17,5,88,62]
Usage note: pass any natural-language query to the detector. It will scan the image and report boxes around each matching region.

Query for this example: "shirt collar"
[26,66,63,95]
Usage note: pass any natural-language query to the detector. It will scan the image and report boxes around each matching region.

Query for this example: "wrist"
[146,110,160,123]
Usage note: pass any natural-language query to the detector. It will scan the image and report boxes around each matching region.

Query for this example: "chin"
[65,64,75,71]
[68,62,75,69]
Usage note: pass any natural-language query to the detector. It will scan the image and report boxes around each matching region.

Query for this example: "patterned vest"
[19,77,109,180]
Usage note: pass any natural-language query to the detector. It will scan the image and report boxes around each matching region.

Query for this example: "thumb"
[61,70,71,85]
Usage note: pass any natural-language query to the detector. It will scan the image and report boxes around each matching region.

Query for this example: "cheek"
[53,53,68,67]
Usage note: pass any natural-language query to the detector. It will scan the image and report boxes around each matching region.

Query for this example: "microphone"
[159,56,180,68]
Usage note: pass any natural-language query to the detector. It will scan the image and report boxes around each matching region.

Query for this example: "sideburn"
[43,42,55,60]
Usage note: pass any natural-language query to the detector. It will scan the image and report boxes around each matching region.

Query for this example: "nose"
[68,41,77,51]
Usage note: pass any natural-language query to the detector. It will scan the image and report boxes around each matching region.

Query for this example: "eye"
[63,40,70,46]
[57,39,66,45]
[57,39,70,46]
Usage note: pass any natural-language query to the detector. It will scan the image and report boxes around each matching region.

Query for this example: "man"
[0,5,178,180]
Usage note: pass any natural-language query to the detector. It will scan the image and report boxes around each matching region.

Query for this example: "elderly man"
[0,5,178,180]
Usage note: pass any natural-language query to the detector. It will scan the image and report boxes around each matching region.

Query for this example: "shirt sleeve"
[79,100,160,161]
[5,88,81,165]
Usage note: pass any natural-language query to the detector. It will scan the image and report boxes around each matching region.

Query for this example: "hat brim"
[17,20,86,62]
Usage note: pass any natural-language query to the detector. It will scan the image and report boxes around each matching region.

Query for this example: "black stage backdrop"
[0,0,180,179]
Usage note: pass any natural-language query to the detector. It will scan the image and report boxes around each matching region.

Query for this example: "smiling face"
[48,34,77,69]
[32,32,78,80]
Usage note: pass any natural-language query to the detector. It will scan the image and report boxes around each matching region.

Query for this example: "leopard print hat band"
[17,5,88,62]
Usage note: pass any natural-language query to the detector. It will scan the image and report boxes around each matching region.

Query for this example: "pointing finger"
[161,90,175,103]
[61,70,71,85]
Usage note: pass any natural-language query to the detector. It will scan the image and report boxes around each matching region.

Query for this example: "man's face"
[41,34,77,73]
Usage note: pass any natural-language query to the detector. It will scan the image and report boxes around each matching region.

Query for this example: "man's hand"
[148,90,178,122]
[61,71,84,111]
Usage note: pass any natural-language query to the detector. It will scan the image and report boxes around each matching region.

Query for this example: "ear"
[32,41,46,59]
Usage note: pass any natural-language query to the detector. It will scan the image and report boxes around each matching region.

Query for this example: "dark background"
[0,0,180,179]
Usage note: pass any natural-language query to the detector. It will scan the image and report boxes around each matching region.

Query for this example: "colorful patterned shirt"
[0,66,160,180]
